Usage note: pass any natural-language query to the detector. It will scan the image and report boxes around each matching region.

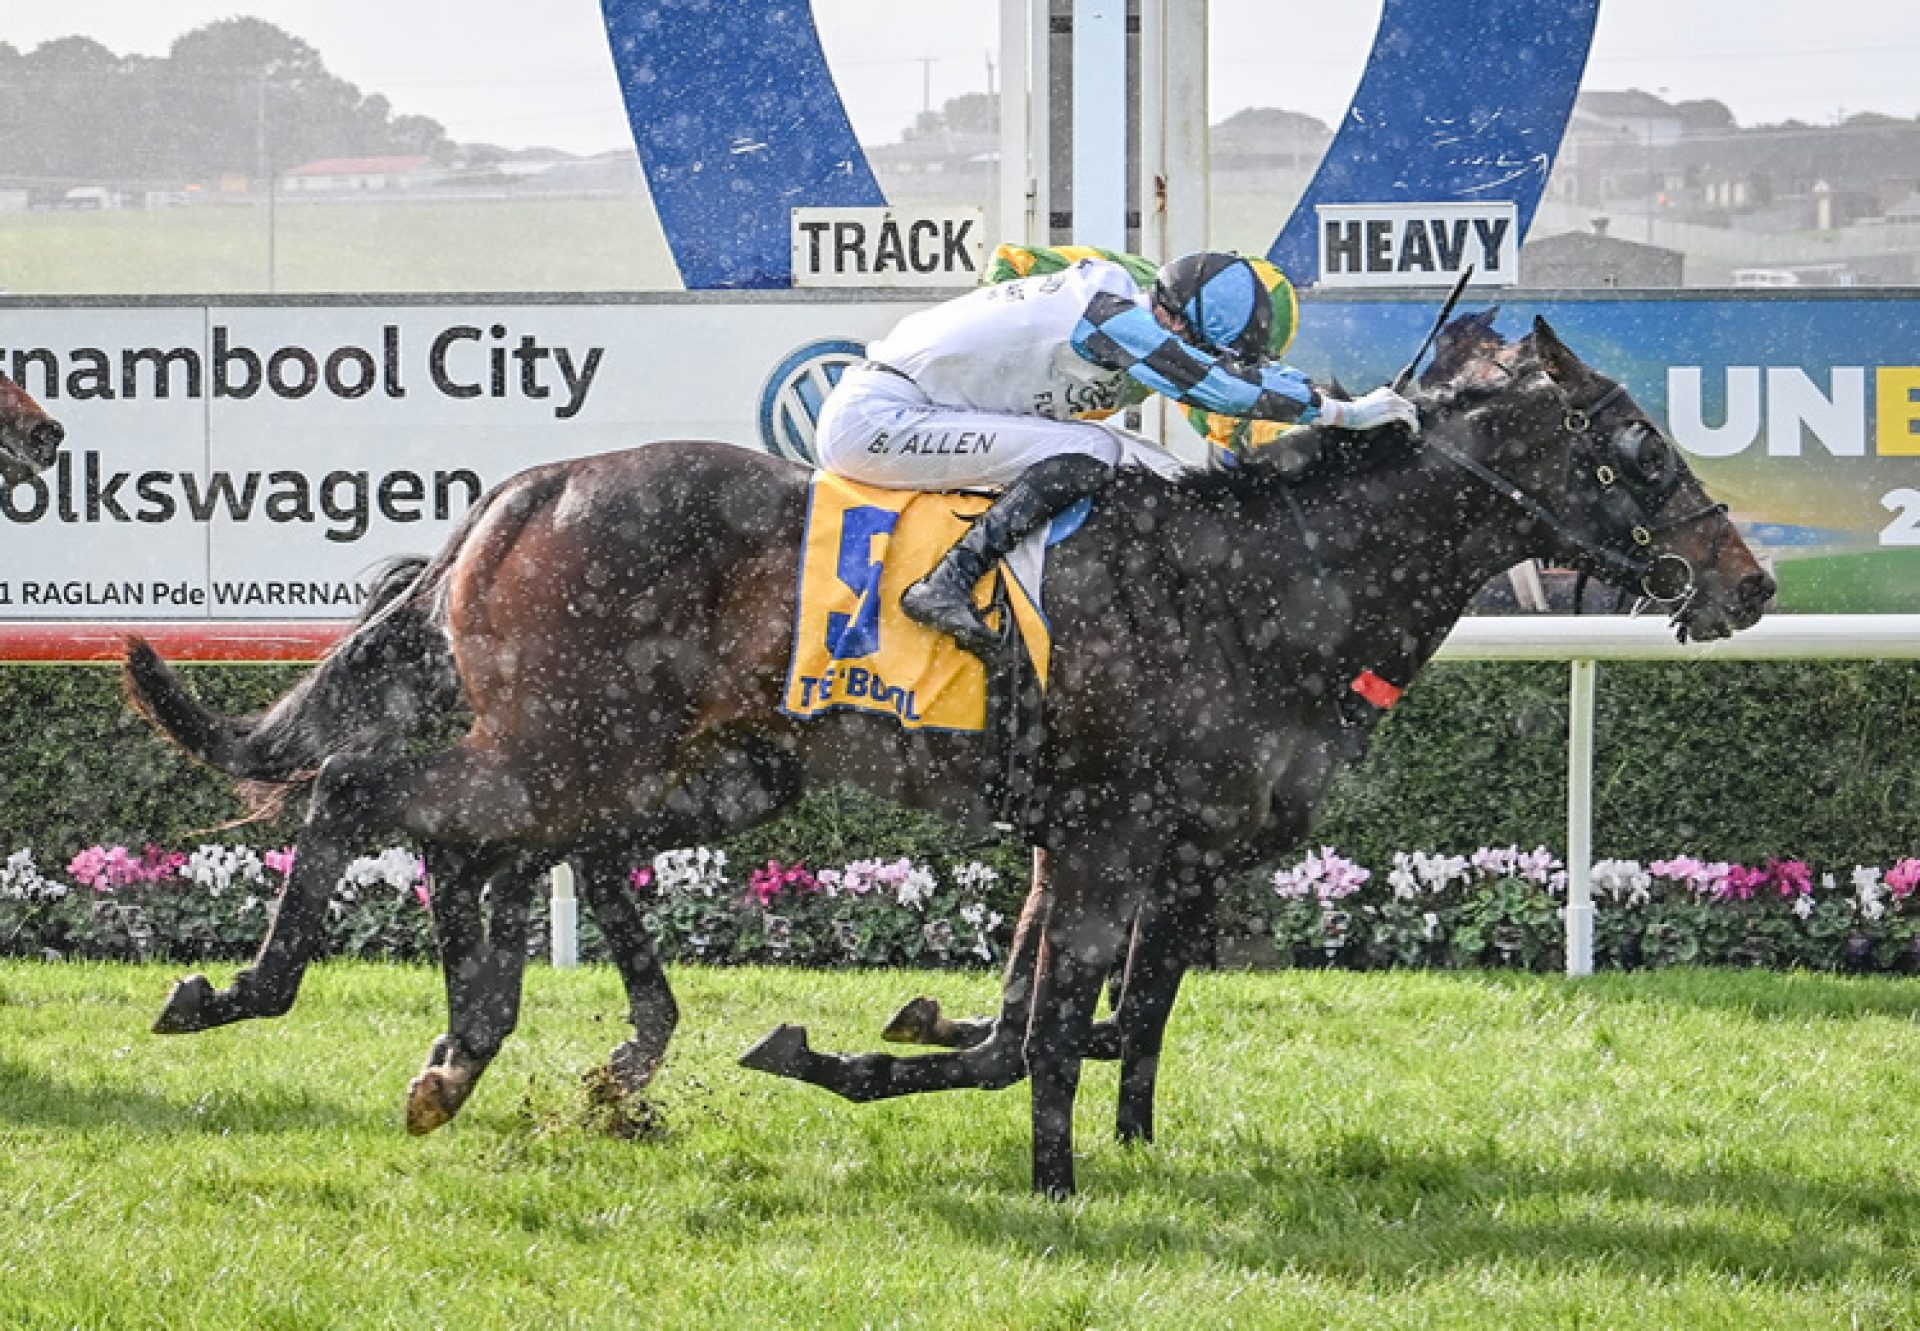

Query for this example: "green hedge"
[2,656,1916,871]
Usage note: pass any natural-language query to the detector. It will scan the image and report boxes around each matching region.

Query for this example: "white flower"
[182,844,265,898]
[1852,866,1887,923]
[1591,859,1652,907]
[960,901,1005,961]
[895,864,937,911]
[344,846,424,895]
[0,849,67,903]
[652,848,729,900]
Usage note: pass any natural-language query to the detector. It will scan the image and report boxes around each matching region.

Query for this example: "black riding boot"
[902,453,1111,657]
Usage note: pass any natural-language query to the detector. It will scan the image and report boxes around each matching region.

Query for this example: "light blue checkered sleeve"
[1072,296,1319,421]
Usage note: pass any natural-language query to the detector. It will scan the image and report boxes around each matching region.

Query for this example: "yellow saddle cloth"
[783,472,1054,732]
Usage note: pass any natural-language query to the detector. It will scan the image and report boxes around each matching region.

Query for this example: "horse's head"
[1418,313,1773,642]
[0,369,64,485]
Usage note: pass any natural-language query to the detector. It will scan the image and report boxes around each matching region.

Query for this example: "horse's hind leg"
[571,841,679,1094]
[155,754,400,1032]
[407,846,540,1134]
[882,846,1123,1064]
[156,745,545,1035]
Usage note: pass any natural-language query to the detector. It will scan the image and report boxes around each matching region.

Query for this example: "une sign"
[1315,202,1519,289]
[790,206,985,288]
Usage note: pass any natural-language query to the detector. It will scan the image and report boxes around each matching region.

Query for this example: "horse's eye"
[1619,426,1670,483]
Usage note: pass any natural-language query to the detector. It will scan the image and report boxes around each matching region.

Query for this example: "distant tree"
[0,19,452,187]
[905,92,997,141]
[1842,111,1907,129]
[1673,99,1736,134]
[1211,106,1332,140]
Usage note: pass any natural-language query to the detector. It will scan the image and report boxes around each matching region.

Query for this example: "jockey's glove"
[1316,386,1420,434]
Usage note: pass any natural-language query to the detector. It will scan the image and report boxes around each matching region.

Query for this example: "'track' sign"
[790,207,985,288]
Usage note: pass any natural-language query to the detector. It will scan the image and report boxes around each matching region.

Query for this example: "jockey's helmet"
[1151,251,1275,363]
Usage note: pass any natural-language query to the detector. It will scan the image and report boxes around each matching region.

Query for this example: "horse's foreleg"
[1110,872,1216,1145]
[573,844,679,1094]
[1024,879,1133,1198]
[154,755,387,1033]
[407,847,537,1134]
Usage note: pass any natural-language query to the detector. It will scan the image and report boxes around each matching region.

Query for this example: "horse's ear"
[1421,307,1504,388]
[1530,316,1591,387]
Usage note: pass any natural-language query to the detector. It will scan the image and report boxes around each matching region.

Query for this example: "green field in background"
[1769,545,1920,614]
[0,197,681,295]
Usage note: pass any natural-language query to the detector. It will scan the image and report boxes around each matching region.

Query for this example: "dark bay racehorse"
[0,367,66,483]
[125,314,1771,1196]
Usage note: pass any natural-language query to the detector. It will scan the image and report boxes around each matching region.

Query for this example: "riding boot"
[902,453,1111,657]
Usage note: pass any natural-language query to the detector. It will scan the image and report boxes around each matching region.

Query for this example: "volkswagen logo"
[758,338,865,467]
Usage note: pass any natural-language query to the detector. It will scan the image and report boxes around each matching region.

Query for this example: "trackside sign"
[1314,201,1519,289]
[790,206,986,288]
[0,297,928,622]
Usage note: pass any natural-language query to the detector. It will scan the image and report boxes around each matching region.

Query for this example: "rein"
[1422,377,1731,607]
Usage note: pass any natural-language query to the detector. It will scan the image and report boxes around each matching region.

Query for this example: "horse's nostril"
[1741,571,1776,611]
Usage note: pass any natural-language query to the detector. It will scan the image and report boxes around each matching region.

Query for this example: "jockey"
[813,248,1419,658]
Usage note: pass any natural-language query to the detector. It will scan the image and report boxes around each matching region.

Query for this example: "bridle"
[1421,372,1734,610]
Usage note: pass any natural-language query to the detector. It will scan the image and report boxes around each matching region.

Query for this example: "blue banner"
[601,0,883,288]
[1268,0,1599,287]
[1291,293,1920,613]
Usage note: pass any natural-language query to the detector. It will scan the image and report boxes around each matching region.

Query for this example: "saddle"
[783,472,1059,829]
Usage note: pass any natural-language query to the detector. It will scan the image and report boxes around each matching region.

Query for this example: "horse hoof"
[405,1068,461,1135]
[738,1024,811,1079]
[881,996,943,1045]
[152,974,216,1034]
[607,1039,663,1093]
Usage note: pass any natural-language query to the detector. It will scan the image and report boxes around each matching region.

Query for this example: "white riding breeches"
[814,364,1189,490]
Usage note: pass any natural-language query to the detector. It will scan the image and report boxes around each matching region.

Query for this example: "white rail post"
[549,861,579,969]
[1564,658,1596,977]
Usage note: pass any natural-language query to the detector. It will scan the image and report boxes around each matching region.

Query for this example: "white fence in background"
[1434,615,1920,975]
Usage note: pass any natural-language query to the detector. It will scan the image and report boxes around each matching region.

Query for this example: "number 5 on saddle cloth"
[783,470,1079,828]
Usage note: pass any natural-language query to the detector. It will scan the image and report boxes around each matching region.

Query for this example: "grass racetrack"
[3,961,1918,1329]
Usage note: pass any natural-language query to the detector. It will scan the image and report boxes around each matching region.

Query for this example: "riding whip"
[1391,264,1475,394]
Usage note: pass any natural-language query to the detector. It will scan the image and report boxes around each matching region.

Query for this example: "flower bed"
[6,839,1920,974]
[0,843,1013,970]
[1267,847,1920,973]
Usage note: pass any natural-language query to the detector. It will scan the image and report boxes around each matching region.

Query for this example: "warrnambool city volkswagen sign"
[1314,201,1520,289]
[0,297,925,622]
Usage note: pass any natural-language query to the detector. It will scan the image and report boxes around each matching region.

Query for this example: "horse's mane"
[1102,309,1551,514]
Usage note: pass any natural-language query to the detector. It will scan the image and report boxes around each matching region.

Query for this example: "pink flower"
[748,859,818,907]
[1273,847,1371,903]
[1766,858,1813,898]
[629,865,655,891]
[67,844,183,893]
[1719,864,1766,902]
[263,847,297,877]
[1888,859,1920,900]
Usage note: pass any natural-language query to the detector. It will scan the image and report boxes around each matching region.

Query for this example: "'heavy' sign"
[790,207,985,288]
[1314,202,1519,289]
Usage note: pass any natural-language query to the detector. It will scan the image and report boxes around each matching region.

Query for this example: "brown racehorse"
[0,367,66,483]
[124,314,1771,1197]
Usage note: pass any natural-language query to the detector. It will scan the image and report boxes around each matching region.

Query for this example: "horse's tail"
[124,553,460,789]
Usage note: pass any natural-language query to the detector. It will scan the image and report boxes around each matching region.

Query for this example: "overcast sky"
[8,1,1920,154]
